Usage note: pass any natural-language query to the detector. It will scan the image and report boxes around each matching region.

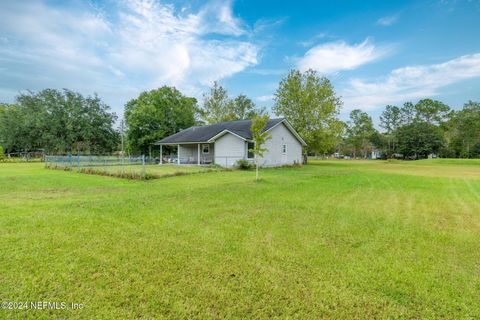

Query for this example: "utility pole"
[120,119,125,157]
[120,119,125,174]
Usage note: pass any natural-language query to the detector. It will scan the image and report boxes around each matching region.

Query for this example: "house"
[154,118,306,168]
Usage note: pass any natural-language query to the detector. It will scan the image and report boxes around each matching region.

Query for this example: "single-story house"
[154,118,306,168]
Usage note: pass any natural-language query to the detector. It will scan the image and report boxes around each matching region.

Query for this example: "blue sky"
[1,0,479,121]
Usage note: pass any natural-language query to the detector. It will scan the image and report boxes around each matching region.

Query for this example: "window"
[247,142,254,159]
[282,144,287,154]
[202,144,210,154]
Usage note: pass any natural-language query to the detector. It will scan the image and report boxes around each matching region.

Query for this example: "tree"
[400,102,416,125]
[346,109,376,158]
[200,82,235,124]
[250,114,271,181]
[414,99,450,125]
[232,94,265,119]
[201,83,264,123]
[273,69,343,155]
[0,90,118,154]
[380,105,401,157]
[446,101,480,158]
[396,121,444,159]
[125,86,198,154]
[0,103,24,153]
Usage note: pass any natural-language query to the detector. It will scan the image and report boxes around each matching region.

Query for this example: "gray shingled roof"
[155,118,285,144]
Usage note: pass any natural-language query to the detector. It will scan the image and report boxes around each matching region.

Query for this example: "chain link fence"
[44,154,220,179]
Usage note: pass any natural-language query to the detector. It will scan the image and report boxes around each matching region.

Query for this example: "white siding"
[260,122,302,167]
[214,133,245,168]
[212,122,303,168]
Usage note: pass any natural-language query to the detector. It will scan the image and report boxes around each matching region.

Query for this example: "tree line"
[0,70,479,159]
[340,99,480,159]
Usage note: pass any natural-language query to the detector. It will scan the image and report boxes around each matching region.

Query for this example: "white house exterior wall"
[214,133,245,167]
[260,122,302,167]
[213,122,303,168]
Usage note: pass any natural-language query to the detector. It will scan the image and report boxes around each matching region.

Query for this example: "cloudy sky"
[1,0,479,120]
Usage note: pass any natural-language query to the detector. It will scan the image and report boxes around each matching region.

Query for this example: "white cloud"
[342,53,480,110]
[255,95,274,102]
[0,0,259,111]
[376,14,399,26]
[298,32,328,47]
[296,38,390,73]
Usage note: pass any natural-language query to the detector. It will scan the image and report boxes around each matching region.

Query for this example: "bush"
[0,146,5,161]
[235,159,253,170]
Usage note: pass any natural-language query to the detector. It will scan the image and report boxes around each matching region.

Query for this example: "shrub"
[0,146,5,161]
[235,159,253,170]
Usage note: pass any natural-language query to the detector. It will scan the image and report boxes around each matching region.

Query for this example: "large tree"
[345,109,376,158]
[200,82,264,123]
[232,94,265,120]
[200,82,234,124]
[414,99,451,125]
[400,102,416,125]
[0,90,118,154]
[124,86,198,154]
[380,105,401,157]
[396,121,444,159]
[273,69,343,155]
[446,101,480,158]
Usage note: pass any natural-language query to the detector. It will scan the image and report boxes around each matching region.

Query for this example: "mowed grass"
[0,160,479,319]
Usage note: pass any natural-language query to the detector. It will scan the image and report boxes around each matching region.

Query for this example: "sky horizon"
[1,0,479,122]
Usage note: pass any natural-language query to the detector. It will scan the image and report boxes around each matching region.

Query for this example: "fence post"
[142,154,146,178]
[77,153,80,171]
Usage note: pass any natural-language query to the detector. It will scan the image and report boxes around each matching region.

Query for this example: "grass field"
[1,160,479,319]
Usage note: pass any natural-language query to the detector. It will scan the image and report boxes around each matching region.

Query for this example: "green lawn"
[1,160,479,319]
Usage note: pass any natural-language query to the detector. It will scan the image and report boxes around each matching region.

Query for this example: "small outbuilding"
[155,118,306,168]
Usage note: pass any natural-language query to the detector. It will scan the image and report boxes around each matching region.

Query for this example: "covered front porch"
[158,143,214,165]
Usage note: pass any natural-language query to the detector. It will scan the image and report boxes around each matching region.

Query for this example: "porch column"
[177,144,180,165]
[197,144,200,165]
[159,145,162,165]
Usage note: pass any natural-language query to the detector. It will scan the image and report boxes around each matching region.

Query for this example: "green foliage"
[250,114,271,180]
[414,99,450,125]
[444,101,480,158]
[400,102,416,125]
[235,159,254,170]
[200,82,233,124]
[124,86,198,154]
[375,99,480,159]
[345,109,377,158]
[396,121,444,159]
[232,94,265,120]
[0,90,118,154]
[380,105,401,157]
[273,69,343,154]
[0,145,5,161]
[200,82,264,123]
